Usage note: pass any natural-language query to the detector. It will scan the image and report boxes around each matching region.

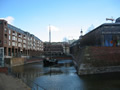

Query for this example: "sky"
[0,0,120,42]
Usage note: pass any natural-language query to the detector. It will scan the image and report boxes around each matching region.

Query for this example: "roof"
[115,17,120,23]
[7,24,25,35]
[7,24,42,42]
[84,22,120,37]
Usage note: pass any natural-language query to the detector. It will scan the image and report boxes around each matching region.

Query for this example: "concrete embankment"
[5,57,43,67]
[0,73,31,90]
[73,46,120,75]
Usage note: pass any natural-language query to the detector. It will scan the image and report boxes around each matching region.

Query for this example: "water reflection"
[11,60,120,90]
[80,73,120,90]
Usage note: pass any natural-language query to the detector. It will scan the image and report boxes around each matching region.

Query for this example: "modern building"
[70,17,120,53]
[80,17,120,47]
[0,20,44,58]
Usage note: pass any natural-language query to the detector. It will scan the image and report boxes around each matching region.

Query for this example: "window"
[18,43,22,47]
[4,41,7,44]
[4,28,7,32]
[12,42,15,46]
[0,21,2,24]
[23,40,26,43]
[23,44,26,48]
[9,30,11,34]
[104,35,120,47]
[104,35,113,46]
[23,35,26,39]
[18,34,22,38]
[12,36,16,41]
[4,22,7,25]
[18,38,22,42]
[9,35,11,40]
[4,34,7,38]
[16,42,17,46]
[9,41,11,46]
[12,31,15,36]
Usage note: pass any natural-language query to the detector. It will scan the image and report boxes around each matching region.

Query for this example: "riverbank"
[0,73,31,90]
[5,57,43,67]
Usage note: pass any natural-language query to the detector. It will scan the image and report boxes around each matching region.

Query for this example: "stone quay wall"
[72,46,120,75]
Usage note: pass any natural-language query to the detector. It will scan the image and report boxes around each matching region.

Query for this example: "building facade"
[44,42,70,56]
[0,20,44,58]
[70,17,120,54]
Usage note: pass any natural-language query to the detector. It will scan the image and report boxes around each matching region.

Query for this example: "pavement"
[0,73,31,90]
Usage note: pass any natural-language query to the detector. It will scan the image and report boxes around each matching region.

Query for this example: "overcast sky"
[0,0,120,42]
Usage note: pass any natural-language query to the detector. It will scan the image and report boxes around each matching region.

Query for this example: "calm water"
[11,60,120,90]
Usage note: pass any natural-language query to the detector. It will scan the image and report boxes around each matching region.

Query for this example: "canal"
[11,59,120,90]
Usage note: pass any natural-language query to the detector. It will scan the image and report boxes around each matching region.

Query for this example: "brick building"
[0,20,44,58]
[80,17,120,47]
[70,17,120,54]
[44,42,70,56]
[70,17,120,75]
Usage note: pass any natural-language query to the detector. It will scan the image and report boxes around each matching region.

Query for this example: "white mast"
[49,24,51,43]
[49,25,52,59]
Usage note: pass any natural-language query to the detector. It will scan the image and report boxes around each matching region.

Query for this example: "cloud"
[47,25,59,31]
[0,16,14,24]
[86,24,94,33]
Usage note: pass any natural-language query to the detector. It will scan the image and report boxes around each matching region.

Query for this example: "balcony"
[23,44,26,48]
[12,36,17,41]
[23,40,26,43]
[23,36,26,39]
[12,42,16,46]
[18,38,22,42]
[18,35,22,38]
[18,43,22,47]
[12,33,16,36]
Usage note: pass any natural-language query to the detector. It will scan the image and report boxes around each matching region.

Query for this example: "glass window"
[4,34,7,38]
[4,28,7,32]
[16,42,17,46]
[9,41,11,46]
[104,35,113,46]
[12,36,16,41]
[9,30,11,34]
[4,41,7,44]
[9,35,11,40]
[104,35,120,47]
[0,21,2,24]
[12,42,15,46]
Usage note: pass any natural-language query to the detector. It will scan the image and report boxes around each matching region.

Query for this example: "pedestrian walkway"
[0,73,31,90]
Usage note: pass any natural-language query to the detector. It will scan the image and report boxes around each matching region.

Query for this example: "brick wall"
[84,46,120,67]
[72,46,120,75]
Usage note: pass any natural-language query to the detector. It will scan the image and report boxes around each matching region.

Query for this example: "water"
[11,59,120,90]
